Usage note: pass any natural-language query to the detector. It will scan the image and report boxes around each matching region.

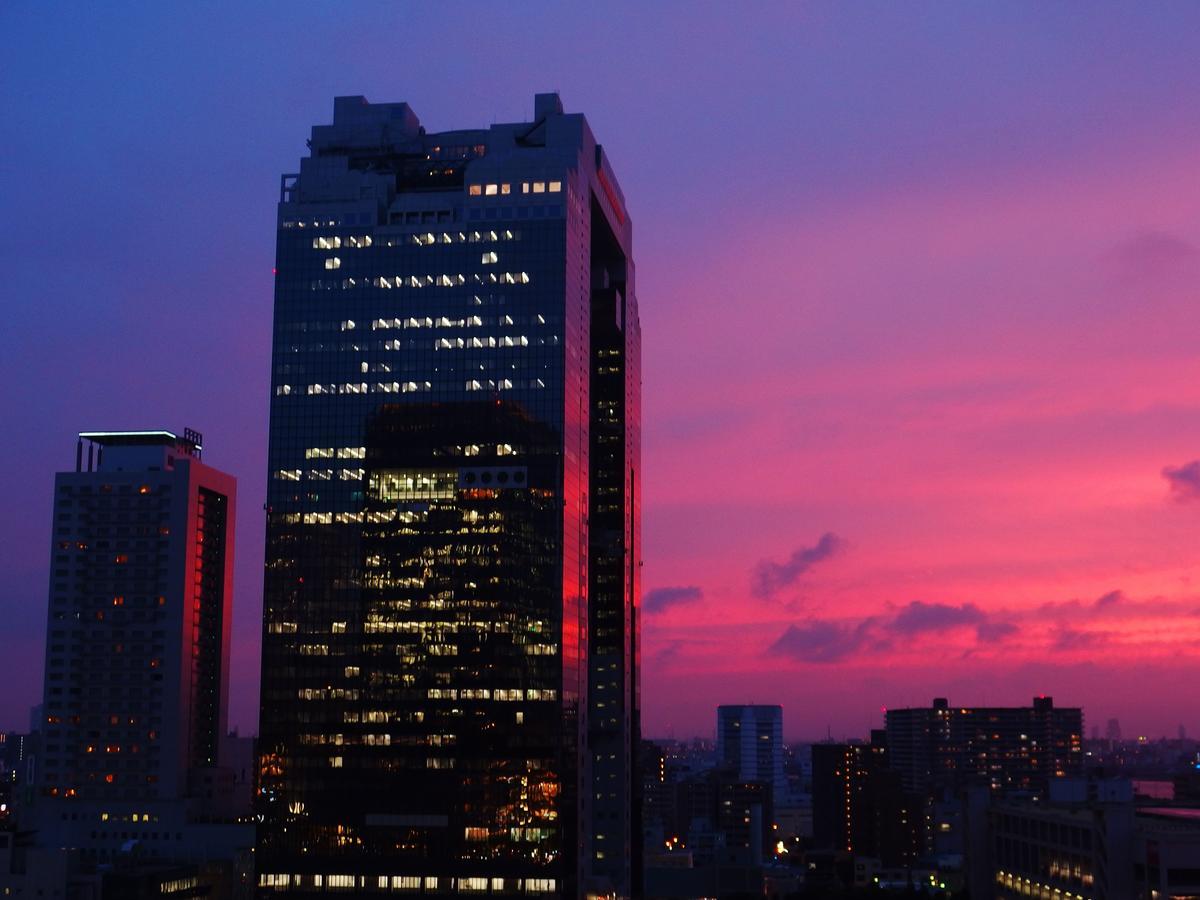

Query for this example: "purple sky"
[3,4,1200,741]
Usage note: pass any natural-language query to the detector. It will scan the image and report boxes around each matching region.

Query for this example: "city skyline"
[6,3,1200,743]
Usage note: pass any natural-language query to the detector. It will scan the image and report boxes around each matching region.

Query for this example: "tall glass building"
[33,430,245,858]
[257,93,640,898]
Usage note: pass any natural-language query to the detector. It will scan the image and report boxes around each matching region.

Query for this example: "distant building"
[811,731,922,869]
[717,705,786,802]
[0,732,31,828]
[886,696,1083,795]
[29,430,250,861]
[641,740,671,851]
[647,762,775,864]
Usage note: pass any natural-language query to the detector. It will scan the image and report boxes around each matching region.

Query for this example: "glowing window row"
[445,335,529,349]
[299,733,448,747]
[275,502,546,525]
[372,316,485,330]
[401,229,515,246]
[359,618,531,633]
[338,315,536,332]
[276,377,546,397]
[303,271,531,291]
[369,272,530,288]
[272,510,428,525]
[294,688,359,700]
[305,447,365,459]
[468,181,562,196]
[426,688,557,701]
[260,874,556,893]
[274,469,364,482]
[312,235,372,249]
[994,870,1088,900]
[280,336,560,357]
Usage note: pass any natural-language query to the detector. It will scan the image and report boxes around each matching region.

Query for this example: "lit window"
[324,257,341,270]
[481,251,498,264]
[485,184,498,196]
[500,183,511,195]
[548,180,562,192]
[533,182,545,193]
[469,185,482,196]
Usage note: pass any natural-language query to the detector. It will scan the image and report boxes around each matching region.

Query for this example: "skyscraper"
[33,430,239,857]
[716,706,786,803]
[257,93,640,898]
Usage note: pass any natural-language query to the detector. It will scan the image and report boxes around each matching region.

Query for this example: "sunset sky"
[3,3,1200,741]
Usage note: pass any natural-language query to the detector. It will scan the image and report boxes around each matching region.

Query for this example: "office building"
[716,705,785,803]
[967,779,1200,899]
[886,696,1083,795]
[256,93,640,897]
[32,430,247,860]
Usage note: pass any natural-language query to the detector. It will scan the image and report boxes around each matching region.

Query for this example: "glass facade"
[257,94,639,897]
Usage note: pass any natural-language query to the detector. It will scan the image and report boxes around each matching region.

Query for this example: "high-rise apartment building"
[33,430,240,857]
[717,706,785,803]
[885,697,1083,795]
[257,93,640,898]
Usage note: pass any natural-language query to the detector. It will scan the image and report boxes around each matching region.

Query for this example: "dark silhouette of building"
[717,706,785,804]
[964,778,1200,900]
[256,93,640,898]
[886,696,1083,795]
[641,740,671,850]
[811,732,922,868]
